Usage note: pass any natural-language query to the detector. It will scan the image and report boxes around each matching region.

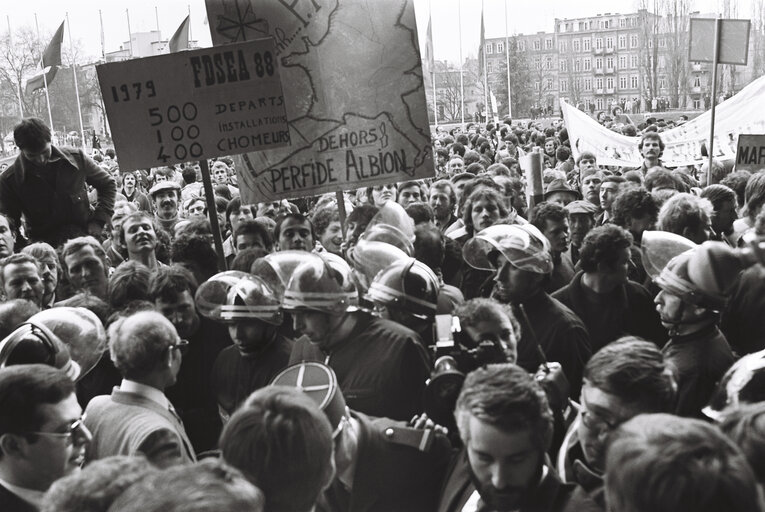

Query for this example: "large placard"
[97,38,288,170]
[736,135,765,172]
[205,0,434,204]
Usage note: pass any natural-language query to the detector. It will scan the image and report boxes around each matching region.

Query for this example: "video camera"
[423,312,570,429]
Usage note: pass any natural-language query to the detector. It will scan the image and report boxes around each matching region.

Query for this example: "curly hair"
[720,171,752,208]
[611,188,659,228]
[657,193,713,238]
[579,225,634,273]
[462,187,508,235]
[310,206,340,238]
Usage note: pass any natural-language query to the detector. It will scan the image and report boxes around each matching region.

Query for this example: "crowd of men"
[0,113,764,512]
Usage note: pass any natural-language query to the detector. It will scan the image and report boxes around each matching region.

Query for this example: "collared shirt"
[0,475,44,508]
[119,379,170,410]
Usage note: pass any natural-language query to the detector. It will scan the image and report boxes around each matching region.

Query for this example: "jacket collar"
[16,146,77,181]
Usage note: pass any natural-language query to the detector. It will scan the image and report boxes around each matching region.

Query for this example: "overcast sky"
[0,0,751,65]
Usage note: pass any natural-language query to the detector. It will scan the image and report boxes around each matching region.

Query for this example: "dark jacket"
[0,484,37,512]
[553,271,667,352]
[317,411,452,512]
[437,449,601,512]
[289,313,431,421]
[513,291,592,399]
[722,265,765,356]
[0,146,116,245]
[663,324,736,418]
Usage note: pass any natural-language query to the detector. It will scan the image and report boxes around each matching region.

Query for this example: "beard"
[467,456,543,511]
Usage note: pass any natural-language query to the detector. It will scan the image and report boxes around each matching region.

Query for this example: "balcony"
[606,88,615,94]
[595,68,604,74]
[692,63,702,71]
[595,88,605,95]
[691,86,702,94]
[605,67,615,74]
[594,47,604,55]
[605,47,615,54]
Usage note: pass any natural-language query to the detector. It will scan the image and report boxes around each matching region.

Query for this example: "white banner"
[561,74,765,168]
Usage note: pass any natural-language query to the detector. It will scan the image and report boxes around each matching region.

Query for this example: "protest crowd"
[1,90,765,512]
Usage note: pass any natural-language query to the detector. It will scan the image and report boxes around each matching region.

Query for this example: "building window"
[486,43,493,54]
[619,56,627,69]
[560,79,568,92]
[606,77,614,89]
[573,39,580,52]
[533,40,541,50]
[584,58,591,71]
[583,38,591,51]
[597,98,604,109]
[631,75,638,88]
[545,38,553,49]
[659,37,666,48]
[584,78,592,90]
[630,34,638,48]
[659,77,666,89]
[534,57,541,69]
[595,38,603,49]
[658,55,665,68]
[535,81,540,91]
[606,57,614,69]
[619,76,627,89]
[631,55,638,68]
[606,37,614,49]
[487,61,494,73]
[596,77,603,89]
[619,18,627,28]
[519,40,526,51]
[574,59,581,72]
[693,76,701,87]
[545,56,552,69]
[497,42,504,53]
[595,57,603,69]
[559,41,567,53]
[547,78,553,90]
[618,35,626,49]
[560,59,568,72]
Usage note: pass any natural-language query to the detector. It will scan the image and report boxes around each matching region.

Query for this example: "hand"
[409,413,449,436]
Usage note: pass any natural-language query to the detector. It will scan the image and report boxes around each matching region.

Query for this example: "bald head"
[108,311,179,381]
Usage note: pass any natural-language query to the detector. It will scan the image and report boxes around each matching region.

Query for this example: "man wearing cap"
[563,200,598,267]
[0,118,116,247]
[285,253,431,422]
[544,179,580,207]
[463,224,592,398]
[149,180,182,235]
[0,365,91,512]
[272,361,452,512]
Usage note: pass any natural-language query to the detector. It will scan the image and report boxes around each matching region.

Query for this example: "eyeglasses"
[578,394,621,433]
[169,338,189,354]
[28,415,92,445]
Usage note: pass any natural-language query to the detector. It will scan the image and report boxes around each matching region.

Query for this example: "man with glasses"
[557,337,676,509]
[84,311,196,468]
[0,364,90,511]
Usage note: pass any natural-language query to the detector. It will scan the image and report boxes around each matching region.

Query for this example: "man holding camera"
[438,364,598,512]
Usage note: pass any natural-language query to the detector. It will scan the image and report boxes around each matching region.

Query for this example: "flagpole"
[505,0,511,119]
[34,14,54,131]
[429,0,437,128]
[66,13,86,150]
[99,10,105,59]
[458,0,464,126]
[155,6,160,33]
[7,16,24,118]
[481,0,488,124]
[188,5,192,43]
[126,9,133,57]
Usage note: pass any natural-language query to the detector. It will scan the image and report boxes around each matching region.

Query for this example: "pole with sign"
[689,17,750,186]
[97,38,288,271]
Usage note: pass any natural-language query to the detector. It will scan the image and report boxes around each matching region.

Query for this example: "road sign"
[97,37,289,171]
[736,134,765,172]
[690,18,751,66]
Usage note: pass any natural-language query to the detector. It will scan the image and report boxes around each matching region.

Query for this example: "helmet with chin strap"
[366,258,439,323]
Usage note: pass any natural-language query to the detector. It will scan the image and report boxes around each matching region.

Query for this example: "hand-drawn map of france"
[205,0,434,204]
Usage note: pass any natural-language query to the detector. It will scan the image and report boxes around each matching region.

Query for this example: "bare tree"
[638,1,661,103]
[663,0,692,108]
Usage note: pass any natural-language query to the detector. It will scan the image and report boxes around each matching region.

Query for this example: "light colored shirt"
[119,379,169,410]
[0,475,44,508]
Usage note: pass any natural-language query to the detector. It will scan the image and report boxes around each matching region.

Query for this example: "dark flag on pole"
[42,21,65,68]
[25,66,58,95]
[169,15,190,53]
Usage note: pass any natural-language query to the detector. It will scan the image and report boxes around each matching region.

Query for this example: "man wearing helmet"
[196,271,294,422]
[647,240,736,417]
[285,253,431,421]
[462,224,592,398]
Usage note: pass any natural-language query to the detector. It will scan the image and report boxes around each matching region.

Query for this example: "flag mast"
[66,13,86,150]
[34,14,54,130]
